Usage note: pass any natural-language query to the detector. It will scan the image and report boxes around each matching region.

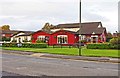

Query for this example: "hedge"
[1,43,47,48]
[87,43,111,49]
[21,43,47,48]
[2,43,17,47]
[0,37,11,41]
[110,44,120,49]
[86,43,120,49]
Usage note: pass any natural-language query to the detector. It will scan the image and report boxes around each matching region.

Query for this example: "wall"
[50,30,77,45]
[32,31,50,43]
[32,30,106,45]
[32,30,78,45]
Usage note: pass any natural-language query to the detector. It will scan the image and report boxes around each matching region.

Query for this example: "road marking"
[96,68,118,71]
[31,53,45,57]
[16,67,27,70]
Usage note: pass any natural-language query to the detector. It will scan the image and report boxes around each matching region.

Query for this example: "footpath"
[2,50,120,63]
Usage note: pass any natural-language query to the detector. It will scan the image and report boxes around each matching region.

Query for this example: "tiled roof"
[51,22,106,34]
[33,30,53,34]
[12,31,34,37]
[51,22,101,28]
[0,30,19,34]
[52,30,77,34]
[51,23,80,29]
[77,27,106,35]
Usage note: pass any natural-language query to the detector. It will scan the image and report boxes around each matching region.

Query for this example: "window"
[57,35,67,44]
[37,36,45,42]
[86,37,91,42]
[24,36,27,40]
[79,35,86,40]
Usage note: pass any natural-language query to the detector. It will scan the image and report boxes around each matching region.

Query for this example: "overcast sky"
[0,0,119,33]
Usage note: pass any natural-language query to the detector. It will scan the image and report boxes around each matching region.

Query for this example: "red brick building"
[32,22,107,45]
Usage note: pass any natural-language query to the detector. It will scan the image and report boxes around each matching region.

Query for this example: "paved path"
[2,53,119,76]
[2,50,120,63]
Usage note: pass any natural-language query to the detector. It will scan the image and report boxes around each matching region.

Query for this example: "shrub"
[2,43,17,47]
[110,44,120,49]
[2,37,11,41]
[106,38,112,42]
[28,40,32,42]
[21,43,47,48]
[86,43,112,49]
[36,40,45,43]
[109,37,120,49]
[80,40,86,43]
[110,37,120,45]
[23,39,28,42]
[12,40,17,43]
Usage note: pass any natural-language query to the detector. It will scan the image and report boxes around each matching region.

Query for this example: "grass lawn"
[2,47,119,58]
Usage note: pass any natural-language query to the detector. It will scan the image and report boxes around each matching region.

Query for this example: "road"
[1,53,119,76]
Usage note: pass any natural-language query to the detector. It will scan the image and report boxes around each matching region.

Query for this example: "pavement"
[2,50,120,63]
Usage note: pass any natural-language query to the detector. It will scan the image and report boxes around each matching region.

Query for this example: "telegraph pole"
[78,0,82,56]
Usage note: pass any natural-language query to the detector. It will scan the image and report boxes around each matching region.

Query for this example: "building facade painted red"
[32,30,106,45]
[32,30,50,44]
[50,30,79,45]
[32,30,79,45]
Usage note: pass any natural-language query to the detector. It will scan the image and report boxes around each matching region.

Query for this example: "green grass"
[2,47,119,58]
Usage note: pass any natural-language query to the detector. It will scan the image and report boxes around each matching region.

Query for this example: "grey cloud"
[0,0,79,31]
[0,0,118,33]
[0,1,78,16]
[82,11,109,22]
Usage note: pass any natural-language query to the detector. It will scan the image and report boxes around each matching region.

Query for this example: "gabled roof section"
[77,22,105,34]
[1,30,19,34]
[51,22,102,29]
[12,31,34,37]
[32,29,53,35]
[50,22,105,34]
[53,23,80,29]
[52,30,77,34]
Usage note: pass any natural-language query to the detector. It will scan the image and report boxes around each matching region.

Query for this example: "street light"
[78,0,82,56]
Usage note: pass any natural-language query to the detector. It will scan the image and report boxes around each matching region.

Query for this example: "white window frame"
[91,35,98,43]
[37,36,45,41]
[57,35,68,44]
[79,35,86,40]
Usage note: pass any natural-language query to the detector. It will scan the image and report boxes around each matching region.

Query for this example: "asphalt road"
[1,53,119,76]
[2,71,21,76]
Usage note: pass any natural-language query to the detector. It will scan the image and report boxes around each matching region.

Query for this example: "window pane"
[57,35,68,44]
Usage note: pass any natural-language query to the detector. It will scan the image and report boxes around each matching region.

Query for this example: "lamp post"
[78,0,82,56]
